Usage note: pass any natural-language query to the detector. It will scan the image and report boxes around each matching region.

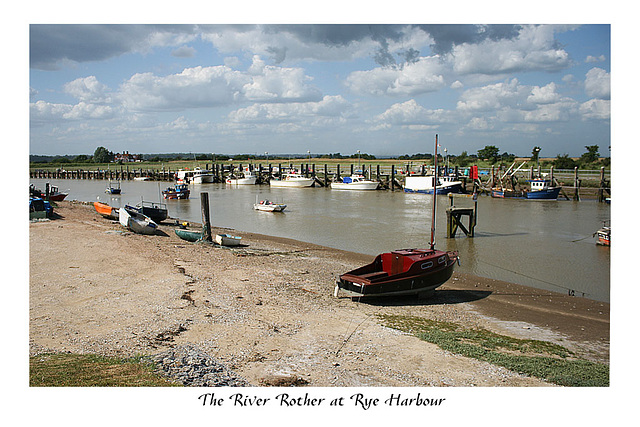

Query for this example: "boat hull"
[119,207,158,235]
[336,249,458,298]
[596,228,610,246]
[254,203,286,212]
[215,234,242,246]
[404,176,463,195]
[93,202,119,220]
[175,228,202,242]
[269,179,314,188]
[525,187,561,199]
[105,187,121,195]
[331,181,379,190]
[227,177,257,185]
[48,193,68,201]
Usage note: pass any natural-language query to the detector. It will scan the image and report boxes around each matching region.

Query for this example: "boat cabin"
[528,178,553,191]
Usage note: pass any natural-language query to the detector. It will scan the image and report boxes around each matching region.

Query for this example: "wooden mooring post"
[200,192,212,242]
[446,192,477,238]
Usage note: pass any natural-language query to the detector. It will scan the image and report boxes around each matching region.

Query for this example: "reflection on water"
[30,178,611,302]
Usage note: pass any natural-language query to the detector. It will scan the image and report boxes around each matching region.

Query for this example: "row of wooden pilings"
[29,162,472,192]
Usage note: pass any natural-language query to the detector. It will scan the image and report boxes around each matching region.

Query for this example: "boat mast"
[430,134,438,250]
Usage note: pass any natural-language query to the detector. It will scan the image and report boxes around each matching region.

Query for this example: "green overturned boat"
[175,228,203,242]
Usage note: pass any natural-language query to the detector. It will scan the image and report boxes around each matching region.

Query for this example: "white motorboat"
[404,175,463,194]
[226,168,257,185]
[254,199,287,212]
[176,167,214,184]
[269,172,314,188]
[192,167,214,184]
[215,233,242,246]
[330,174,379,190]
[119,206,158,235]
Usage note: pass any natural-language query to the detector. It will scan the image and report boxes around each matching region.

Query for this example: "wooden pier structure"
[446,193,477,238]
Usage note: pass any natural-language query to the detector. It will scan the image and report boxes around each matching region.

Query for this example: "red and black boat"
[335,135,459,299]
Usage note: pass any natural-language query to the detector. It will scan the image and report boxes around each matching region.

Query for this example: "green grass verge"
[30,353,179,387]
[379,315,609,387]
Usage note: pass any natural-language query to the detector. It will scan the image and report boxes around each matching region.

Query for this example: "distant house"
[114,151,142,162]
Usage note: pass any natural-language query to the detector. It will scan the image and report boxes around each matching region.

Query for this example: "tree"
[93,146,113,163]
[553,154,577,169]
[453,151,470,167]
[580,145,600,164]
[477,145,500,163]
[531,146,542,162]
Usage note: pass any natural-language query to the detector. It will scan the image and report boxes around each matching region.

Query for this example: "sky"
[28,22,611,158]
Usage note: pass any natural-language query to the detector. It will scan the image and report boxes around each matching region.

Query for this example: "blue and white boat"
[524,178,561,200]
[404,175,463,195]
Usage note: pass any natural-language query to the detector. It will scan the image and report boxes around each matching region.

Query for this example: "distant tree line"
[30,144,610,169]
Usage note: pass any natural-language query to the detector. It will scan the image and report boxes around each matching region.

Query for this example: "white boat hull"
[331,181,379,190]
[215,234,242,246]
[227,177,257,185]
[254,203,286,212]
[119,207,158,235]
[270,178,314,187]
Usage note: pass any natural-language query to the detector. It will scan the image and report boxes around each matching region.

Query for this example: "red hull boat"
[336,248,458,298]
[335,134,459,299]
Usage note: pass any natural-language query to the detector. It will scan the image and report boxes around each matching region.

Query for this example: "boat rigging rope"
[477,258,590,297]
[335,312,374,356]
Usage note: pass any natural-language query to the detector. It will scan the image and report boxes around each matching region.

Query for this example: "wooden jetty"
[446,193,477,238]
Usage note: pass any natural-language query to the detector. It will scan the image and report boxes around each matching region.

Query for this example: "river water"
[31,178,611,302]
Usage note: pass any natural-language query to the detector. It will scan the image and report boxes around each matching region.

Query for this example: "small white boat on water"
[119,206,158,235]
[133,176,150,181]
[254,199,287,212]
[226,168,257,185]
[269,171,314,188]
[330,174,379,190]
[215,233,242,246]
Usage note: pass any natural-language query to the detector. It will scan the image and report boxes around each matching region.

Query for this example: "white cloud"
[451,25,572,75]
[345,56,445,96]
[457,79,526,112]
[63,102,114,120]
[374,99,455,126]
[580,99,610,120]
[229,95,352,124]
[64,76,111,103]
[586,55,605,63]
[584,67,610,100]
[243,56,322,102]
[527,82,561,104]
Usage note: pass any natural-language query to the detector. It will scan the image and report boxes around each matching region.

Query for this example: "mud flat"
[29,201,609,387]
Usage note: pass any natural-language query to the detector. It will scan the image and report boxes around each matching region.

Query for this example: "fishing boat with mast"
[335,135,459,299]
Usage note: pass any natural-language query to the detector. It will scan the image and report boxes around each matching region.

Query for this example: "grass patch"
[379,315,609,387]
[30,353,179,387]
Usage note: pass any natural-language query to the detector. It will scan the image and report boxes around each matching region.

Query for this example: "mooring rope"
[477,258,590,297]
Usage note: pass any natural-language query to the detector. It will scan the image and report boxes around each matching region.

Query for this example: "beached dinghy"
[94,201,119,220]
[119,205,158,235]
[215,233,242,246]
[175,228,203,242]
[335,135,459,299]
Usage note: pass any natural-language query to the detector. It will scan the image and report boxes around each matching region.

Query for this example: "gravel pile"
[147,344,251,387]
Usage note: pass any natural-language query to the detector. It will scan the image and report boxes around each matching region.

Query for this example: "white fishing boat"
[254,199,287,212]
[215,233,242,246]
[119,205,158,235]
[133,176,150,181]
[226,168,257,185]
[330,174,379,190]
[269,172,314,188]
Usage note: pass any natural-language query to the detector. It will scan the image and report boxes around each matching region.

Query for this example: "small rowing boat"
[94,201,119,220]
